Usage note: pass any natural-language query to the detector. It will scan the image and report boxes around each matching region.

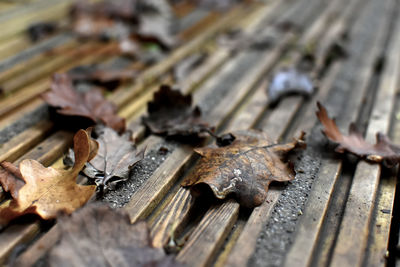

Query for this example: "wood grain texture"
[176,200,239,267]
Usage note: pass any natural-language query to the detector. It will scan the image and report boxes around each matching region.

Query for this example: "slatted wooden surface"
[0,0,399,266]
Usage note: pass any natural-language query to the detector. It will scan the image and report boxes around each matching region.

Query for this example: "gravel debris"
[100,141,177,208]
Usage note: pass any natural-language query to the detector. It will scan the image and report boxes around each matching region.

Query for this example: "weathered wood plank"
[176,200,239,267]
[0,120,53,163]
[0,222,41,265]
[13,225,61,267]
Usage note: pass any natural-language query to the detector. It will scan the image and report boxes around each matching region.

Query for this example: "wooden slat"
[150,187,193,247]
[285,0,399,265]
[13,225,61,267]
[0,0,73,42]
[176,200,239,267]
[0,120,53,163]
[0,222,40,265]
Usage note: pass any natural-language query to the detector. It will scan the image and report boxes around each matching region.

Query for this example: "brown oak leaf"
[42,73,125,132]
[182,130,306,208]
[0,129,98,226]
[317,102,400,166]
[142,85,212,140]
[48,203,184,267]
[65,126,145,189]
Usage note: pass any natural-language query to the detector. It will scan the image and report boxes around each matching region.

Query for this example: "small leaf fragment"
[268,67,314,104]
[182,129,305,208]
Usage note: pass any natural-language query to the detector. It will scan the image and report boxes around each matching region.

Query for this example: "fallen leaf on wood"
[142,85,212,140]
[27,22,57,42]
[48,203,184,267]
[65,126,145,190]
[267,67,314,104]
[182,130,306,208]
[42,73,125,132]
[317,102,400,166]
[0,130,98,226]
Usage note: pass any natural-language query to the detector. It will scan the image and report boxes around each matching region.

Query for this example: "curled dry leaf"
[48,203,184,267]
[65,126,145,189]
[182,130,306,208]
[142,85,212,140]
[42,73,125,132]
[317,102,400,166]
[268,67,314,104]
[0,130,98,226]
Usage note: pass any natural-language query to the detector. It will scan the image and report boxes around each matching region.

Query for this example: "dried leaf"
[182,130,305,208]
[317,102,400,166]
[268,67,314,104]
[42,73,125,132]
[48,203,184,267]
[0,130,98,226]
[66,126,145,189]
[142,85,211,140]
